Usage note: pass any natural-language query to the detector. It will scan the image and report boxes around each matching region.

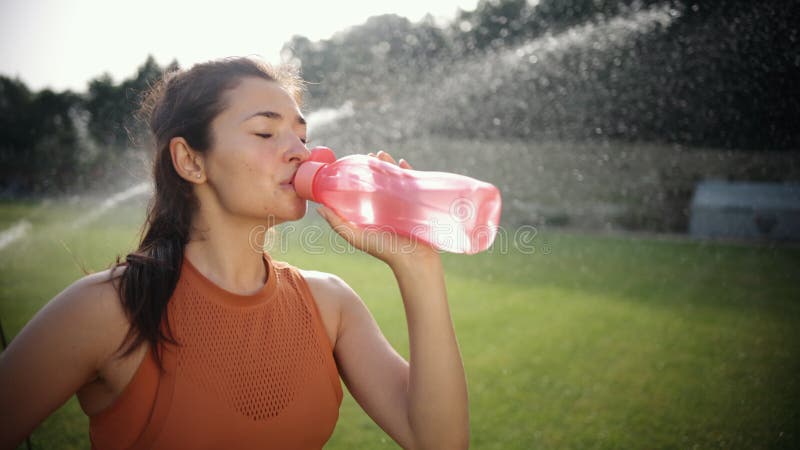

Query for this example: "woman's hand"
[316,150,440,269]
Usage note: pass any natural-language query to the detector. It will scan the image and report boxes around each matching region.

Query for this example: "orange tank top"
[89,253,342,449]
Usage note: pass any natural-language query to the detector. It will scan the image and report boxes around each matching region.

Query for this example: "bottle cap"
[294,147,337,201]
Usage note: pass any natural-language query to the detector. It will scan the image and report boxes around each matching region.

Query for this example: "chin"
[274,200,308,223]
[289,202,308,221]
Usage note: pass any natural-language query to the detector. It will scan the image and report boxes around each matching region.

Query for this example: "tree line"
[1,0,798,195]
[284,0,799,151]
[0,57,174,195]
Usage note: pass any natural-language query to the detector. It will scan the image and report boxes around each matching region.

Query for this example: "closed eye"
[255,133,308,144]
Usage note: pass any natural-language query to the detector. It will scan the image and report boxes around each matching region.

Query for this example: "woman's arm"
[392,253,469,449]
[314,151,469,450]
[0,270,125,449]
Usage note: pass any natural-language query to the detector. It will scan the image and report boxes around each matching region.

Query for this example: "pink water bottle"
[293,147,502,254]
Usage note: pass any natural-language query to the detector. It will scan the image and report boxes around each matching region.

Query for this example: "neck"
[184,206,272,296]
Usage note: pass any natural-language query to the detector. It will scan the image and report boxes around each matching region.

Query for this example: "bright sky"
[0,0,480,92]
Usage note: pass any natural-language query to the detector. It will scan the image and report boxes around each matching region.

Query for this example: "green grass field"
[1,198,799,449]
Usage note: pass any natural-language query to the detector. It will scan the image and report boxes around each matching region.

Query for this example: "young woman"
[0,57,469,449]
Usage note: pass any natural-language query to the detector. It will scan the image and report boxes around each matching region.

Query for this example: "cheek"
[209,145,265,181]
[204,140,282,204]
[205,152,251,199]
[227,161,270,199]
[217,157,279,204]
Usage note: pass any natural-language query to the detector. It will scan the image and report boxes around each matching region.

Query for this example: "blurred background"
[1,0,799,449]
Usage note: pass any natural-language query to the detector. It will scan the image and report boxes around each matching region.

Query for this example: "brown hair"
[112,57,303,367]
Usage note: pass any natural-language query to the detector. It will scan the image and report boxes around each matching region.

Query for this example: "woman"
[0,57,469,449]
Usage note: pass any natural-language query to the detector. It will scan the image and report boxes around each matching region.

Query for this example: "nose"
[285,136,310,163]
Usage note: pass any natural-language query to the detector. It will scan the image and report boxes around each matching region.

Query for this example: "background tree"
[84,55,170,151]
[0,77,83,193]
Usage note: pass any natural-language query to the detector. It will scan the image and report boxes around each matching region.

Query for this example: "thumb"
[317,206,350,231]
[316,205,336,223]
[317,206,360,244]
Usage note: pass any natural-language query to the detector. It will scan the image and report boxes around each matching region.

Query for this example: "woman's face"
[201,77,310,224]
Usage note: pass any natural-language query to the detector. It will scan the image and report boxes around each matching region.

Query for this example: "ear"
[169,137,206,183]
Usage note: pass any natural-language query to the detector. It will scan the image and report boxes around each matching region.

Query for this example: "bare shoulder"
[298,269,367,315]
[0,265,133,445]
[59,266,128,320]
[298,269,365,344]
[299,269,359,303]
[40,266,132,355]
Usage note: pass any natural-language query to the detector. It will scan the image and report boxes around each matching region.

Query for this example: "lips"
[281,170,298,186]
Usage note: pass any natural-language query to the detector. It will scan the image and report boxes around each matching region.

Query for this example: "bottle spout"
[308,146,337,163]
[295,146,337,201]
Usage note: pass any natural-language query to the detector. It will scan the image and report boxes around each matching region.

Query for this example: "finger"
[317,206,361,247]
[377,150,398,165]
[368,152,376,157]
[399,158,413,170]
[317,205,341,226]
[317,206,355,233]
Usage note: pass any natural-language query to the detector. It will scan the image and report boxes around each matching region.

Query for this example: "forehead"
[220,77,302,121]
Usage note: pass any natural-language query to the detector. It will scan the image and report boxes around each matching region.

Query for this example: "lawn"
[1,199,798,449]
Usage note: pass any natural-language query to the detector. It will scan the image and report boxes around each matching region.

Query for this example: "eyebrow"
[244,110,306,125]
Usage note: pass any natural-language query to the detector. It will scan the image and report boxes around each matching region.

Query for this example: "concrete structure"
[689,181,800,241]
